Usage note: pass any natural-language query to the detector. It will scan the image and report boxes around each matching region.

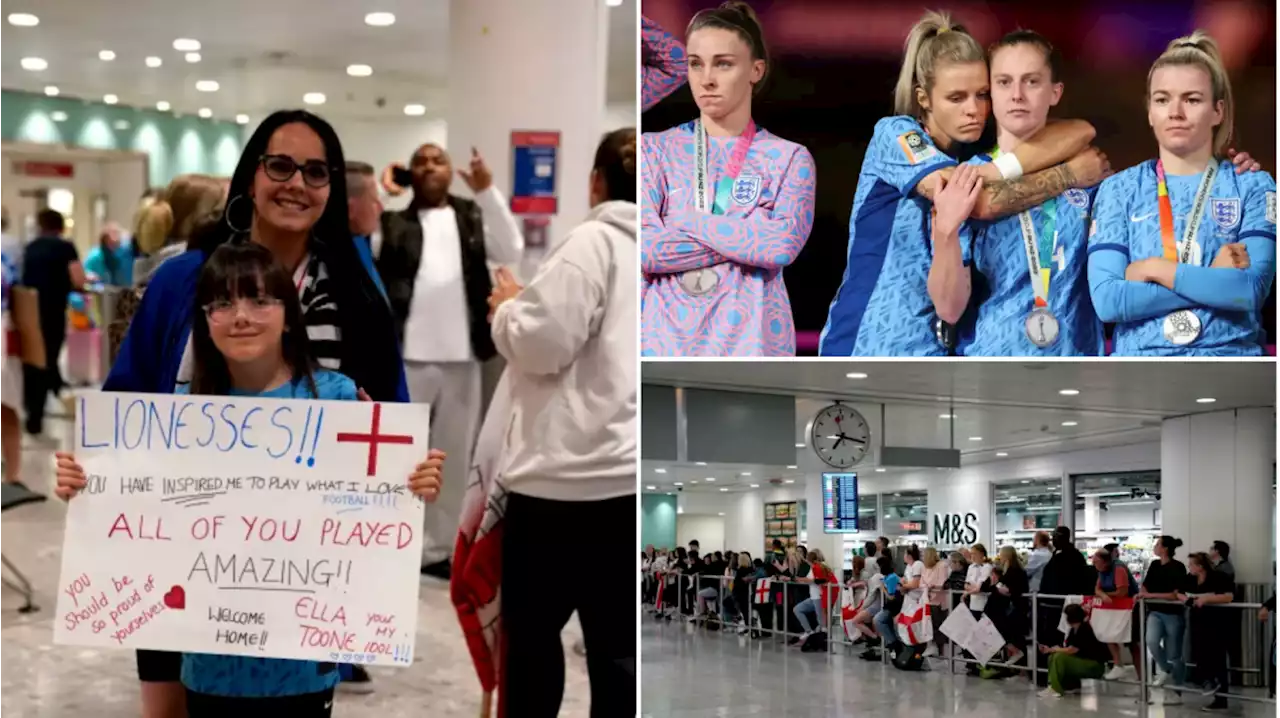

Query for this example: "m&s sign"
[933,512,978,546]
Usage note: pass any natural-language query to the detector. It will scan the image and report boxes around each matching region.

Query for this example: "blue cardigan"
[104,241,408,401]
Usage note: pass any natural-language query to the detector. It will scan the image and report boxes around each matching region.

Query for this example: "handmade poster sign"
[54,392,431,667]
[966,615,1007,666]
[939,604,978,648]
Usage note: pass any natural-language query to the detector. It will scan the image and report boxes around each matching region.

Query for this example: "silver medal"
[1024,307,1060,348]
[679,268,718,296]
[1162,310,1202,345]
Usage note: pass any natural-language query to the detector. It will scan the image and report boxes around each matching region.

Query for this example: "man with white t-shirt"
[376,144,523,579]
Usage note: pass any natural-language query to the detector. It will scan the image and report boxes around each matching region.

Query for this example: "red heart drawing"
[163,585,185,610]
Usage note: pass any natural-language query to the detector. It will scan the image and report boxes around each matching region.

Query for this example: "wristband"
[993,152,1024,180]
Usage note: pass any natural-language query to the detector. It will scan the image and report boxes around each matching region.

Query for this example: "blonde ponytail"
[134,200,173,255]
[893,10,986,118]
[1147,30,1234,155]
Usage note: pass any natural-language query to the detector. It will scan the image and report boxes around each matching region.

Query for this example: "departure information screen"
[822,472,859,532]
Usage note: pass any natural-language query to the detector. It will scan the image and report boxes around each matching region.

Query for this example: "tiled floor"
[640,619,1274,718]
[1,412,590,717]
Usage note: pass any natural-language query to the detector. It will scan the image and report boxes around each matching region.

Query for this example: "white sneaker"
[1039,687,1062,699]
[1152,670,1169,687]
[922,644,938,657]
[1104,665,1128,680]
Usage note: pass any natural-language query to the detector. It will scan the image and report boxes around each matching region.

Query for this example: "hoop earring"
[223,194,253,235]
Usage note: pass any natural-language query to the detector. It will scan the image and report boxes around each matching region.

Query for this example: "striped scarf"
[297,255,341,370]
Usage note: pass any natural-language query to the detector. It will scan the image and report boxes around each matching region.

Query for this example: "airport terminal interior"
[640,362,1277,717]
[0,1,636,715]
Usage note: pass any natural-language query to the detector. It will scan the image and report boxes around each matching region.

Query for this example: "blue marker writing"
[295,407,313,465]
[306,407,323,467]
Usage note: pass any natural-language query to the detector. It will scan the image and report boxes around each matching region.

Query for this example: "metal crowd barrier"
[641,571,1276,710]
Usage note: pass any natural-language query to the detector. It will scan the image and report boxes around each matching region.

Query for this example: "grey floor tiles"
[640,620,1274,718]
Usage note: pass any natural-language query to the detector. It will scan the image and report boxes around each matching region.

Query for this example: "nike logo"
[324,701,333,709]
[1130,212,1156,223]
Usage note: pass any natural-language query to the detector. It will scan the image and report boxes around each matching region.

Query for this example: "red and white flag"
[895,593,934,645]
[1088,596,1134,643]
[451,372,513,718]
[753,578,772,604]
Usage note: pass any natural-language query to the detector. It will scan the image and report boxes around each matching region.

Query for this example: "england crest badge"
[1211,198,1240,230]
[732,174,763,206]
[1063,189,1089,209]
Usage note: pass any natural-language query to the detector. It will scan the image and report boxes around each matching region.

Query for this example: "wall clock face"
[811,403,870,469]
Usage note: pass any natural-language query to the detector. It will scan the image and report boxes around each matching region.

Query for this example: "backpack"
[800,631,828,653]
[892,641,926,671]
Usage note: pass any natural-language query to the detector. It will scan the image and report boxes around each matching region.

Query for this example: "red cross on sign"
[336,404,415,476]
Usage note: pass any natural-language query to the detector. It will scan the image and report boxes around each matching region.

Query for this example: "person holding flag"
[1088,31,1275,355]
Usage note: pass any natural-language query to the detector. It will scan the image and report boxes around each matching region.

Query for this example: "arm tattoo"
[984,164,1077,219]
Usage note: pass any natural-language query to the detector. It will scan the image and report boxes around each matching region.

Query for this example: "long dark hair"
[198,109,401,400]
[593,128,636,203]
[190,242,317,397]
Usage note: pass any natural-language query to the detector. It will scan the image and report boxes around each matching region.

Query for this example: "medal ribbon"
[694,118,756,215]
[1155,159,1218,263]
[996,148,1058,309]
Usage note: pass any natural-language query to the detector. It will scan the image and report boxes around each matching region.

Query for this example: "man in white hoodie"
[486,128,636,716]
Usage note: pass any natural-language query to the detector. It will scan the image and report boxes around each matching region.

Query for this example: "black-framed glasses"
[259,154,333,188]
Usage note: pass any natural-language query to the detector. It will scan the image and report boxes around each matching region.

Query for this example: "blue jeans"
[1147,611,1186,685]
[794,598,820,633]
[875,608,898,646]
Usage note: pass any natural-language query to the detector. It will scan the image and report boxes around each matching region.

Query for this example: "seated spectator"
[869,555,902,658]
[696,551,728,619]
[725,552,754,630]
[1040,603,1109,698]
[848,555,884,649]
[793,549,836,641]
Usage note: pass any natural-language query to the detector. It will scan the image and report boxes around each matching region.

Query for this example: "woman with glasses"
[103,109,408,718]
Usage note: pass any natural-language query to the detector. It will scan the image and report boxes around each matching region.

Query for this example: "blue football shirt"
[178,369,356,698]
[1088,159,1275,356]
[820,115,959,356]
[960,151,1103,356]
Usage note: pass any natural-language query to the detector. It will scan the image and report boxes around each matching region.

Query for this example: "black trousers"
[503,492,634,718]
[21,350,60,435]
[1191,618,1230,701]
[185,688,334,717]
[754,601,776,633]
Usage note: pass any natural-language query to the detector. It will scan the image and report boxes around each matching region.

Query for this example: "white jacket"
[491,200,636,501]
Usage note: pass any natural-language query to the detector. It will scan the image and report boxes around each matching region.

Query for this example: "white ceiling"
[0,0,637,122]
[642,361,1275,494]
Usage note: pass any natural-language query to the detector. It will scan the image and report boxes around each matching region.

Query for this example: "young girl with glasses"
[105,109,407,717]
[56,242,445,717]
